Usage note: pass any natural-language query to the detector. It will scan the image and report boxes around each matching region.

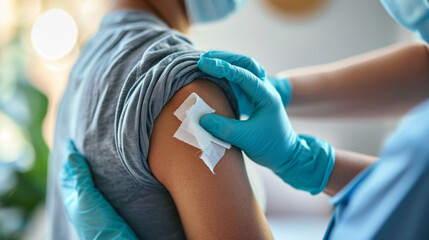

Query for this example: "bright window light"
[31,9,78,60]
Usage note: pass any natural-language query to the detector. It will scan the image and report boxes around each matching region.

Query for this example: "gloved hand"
[61,140,138,240]
[198,51,335,195]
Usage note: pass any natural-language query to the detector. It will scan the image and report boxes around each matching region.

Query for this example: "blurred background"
[0,0,413,239]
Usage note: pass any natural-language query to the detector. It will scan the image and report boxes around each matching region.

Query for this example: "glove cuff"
[275,135,335,195]
[309,137,335,195]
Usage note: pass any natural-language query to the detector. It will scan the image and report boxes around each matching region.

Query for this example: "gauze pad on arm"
[173,92,231,173]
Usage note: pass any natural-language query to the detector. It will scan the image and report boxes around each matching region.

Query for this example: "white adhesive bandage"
[173,92,231,173]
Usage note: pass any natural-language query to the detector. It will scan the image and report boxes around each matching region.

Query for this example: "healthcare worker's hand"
[61,140,138,240]
[198,51,335,194]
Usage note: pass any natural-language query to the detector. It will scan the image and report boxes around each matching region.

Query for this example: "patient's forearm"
[281,42,429,118]
[323,149,377,196]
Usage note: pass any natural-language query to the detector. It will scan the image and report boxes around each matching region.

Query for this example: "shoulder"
[148,78,237,185]
[114,26,237,187]
[162,79,235,119]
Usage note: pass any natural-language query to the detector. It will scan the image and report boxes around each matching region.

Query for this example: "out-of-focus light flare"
[0,113,34,171]
[31,9,78,60]
[0,0,16,46]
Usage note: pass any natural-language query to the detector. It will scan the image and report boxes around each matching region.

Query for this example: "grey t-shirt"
[47,10,237,240]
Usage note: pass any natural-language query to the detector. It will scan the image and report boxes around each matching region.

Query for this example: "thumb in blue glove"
[197,51,335,195]
[61,140,138,240]
[267,76,293,108]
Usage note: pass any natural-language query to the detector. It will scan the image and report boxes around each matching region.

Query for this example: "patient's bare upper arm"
[148,79,272,240]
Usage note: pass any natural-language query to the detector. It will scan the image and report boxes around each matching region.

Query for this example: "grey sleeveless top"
[46,10,237,240]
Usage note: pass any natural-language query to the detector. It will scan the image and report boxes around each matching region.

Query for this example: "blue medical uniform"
[323,1,429,238]
[324,98,429,239]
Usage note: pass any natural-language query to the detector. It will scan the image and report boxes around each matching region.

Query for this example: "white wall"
[189,0,412,217]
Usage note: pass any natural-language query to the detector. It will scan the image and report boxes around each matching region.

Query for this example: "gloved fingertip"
[201,50,224,58]
[64,146,90,177]
[199,114,218,132]
[260,68,266,78]
[67,139,77,153]
[197,57,206,69]
[198,57,217,66]
[199,51,212,59]
[197,58,226,78]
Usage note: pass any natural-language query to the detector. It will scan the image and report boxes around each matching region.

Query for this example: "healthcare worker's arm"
[198,53,375,196]
[282,42,429,118]
[324,149,376,196]
[148,79,273,240]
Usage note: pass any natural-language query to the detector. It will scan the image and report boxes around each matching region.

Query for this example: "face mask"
[381,0,429,43]
[185,0,249,24]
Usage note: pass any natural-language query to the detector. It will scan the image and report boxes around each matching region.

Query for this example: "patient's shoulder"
[147,78,237,185]
[166,79,235,119]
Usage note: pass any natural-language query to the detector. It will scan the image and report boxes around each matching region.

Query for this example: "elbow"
[412,41,429,59]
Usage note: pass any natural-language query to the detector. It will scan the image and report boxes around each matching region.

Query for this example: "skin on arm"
[282,42,429,118]
[148,79,273,240]
[323,149,377,196]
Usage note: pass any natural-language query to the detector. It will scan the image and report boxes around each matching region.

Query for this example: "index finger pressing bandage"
[173,93,231,173]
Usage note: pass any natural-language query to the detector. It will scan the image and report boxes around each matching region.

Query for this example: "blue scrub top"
[324,98,429,240]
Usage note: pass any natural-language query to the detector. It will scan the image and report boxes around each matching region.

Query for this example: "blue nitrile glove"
[197,51,335,195]
[267,76,292,108]
[61,140,138,240]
